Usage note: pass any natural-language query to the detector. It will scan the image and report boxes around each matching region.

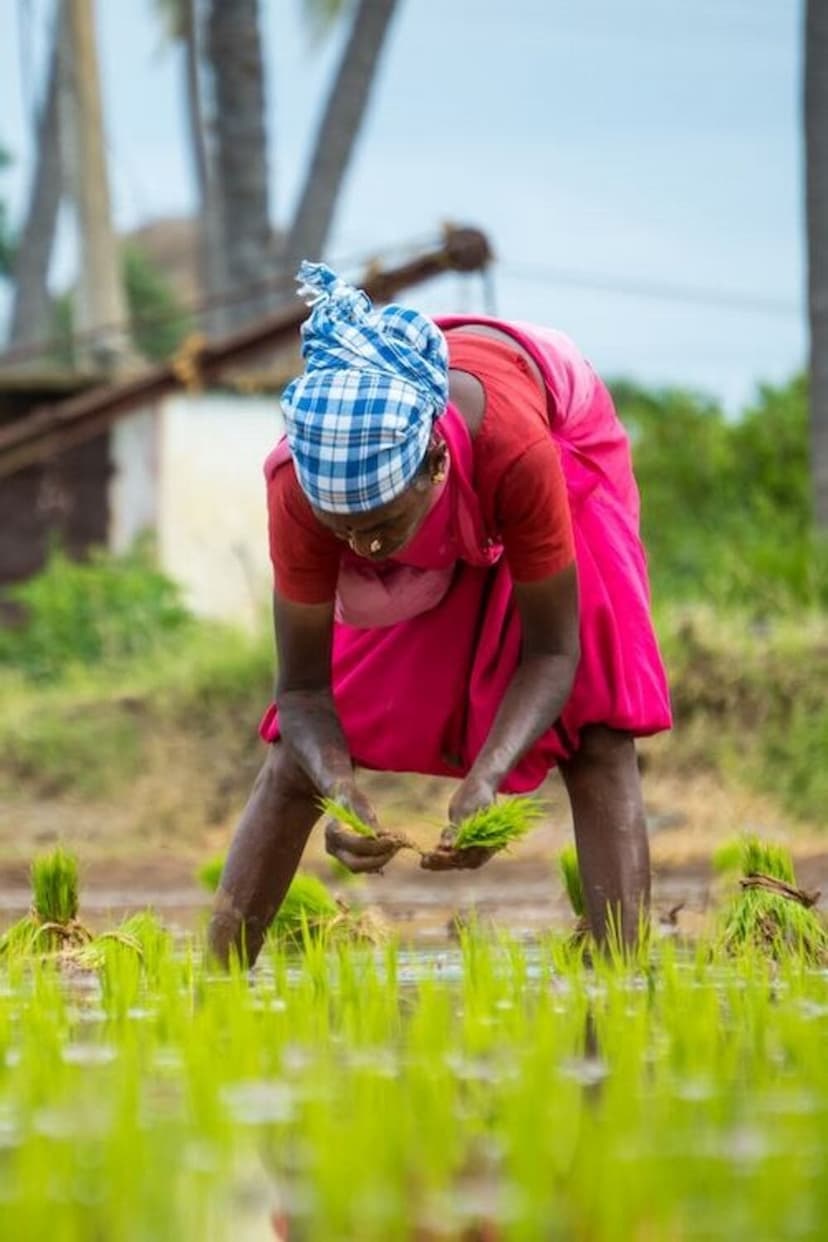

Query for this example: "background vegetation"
[0,372,825,829]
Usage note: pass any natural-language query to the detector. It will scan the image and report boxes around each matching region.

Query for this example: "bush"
[50,243,192,367]
[0,541,191,681]
[612,374,828,613]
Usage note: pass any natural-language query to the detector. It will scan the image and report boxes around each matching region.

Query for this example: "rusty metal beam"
[0,227,492,479]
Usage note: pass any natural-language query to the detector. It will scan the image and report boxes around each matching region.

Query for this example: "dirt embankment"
[1,613,826,934]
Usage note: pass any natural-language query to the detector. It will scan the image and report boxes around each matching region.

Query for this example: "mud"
[1,759,826,941]
[0,851,825,942]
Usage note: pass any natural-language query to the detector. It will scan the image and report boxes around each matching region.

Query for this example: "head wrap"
[280,261,449,513]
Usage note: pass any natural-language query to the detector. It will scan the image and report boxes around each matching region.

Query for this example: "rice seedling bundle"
[31,847,79,923]
[197,853,225,894]
[0,847,91,955]
[196,853,379,944]
[274,872,340,940]
[557,844,585,919]
[453,794,544,852]
[320,796,419,855]
[720,835,827,961]
[319,796,377,838]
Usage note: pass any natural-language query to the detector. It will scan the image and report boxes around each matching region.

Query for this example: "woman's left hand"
[420,772,498,871]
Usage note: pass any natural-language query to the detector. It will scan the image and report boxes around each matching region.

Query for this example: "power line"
[500,261,801,319]
[0,235,444,369]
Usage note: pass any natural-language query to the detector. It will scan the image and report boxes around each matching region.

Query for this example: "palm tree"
[6,4,65,356]
[805,0,828,528]
[282,0,400,273]
[153,0,224,334]
[206,0,272,332]
[201,0,403,325]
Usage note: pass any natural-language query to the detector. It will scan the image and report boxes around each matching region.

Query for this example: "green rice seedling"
[73,911,173,977]
[0,848,91,955]
[274,872,387,946]
[197,854,225,893]
[31,847,79,924]
[558,843,591,944]
[319,796,377,837]
[711,836,744,876]
[558,844,585,918]
[274,871,340,934]
[453,794,544,852]
[719,835,827,961]
[0,915,39,958]
[320,795,420,855]
[194,852,382,948]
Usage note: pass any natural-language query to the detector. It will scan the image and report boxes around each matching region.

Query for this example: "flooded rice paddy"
[0,919,827,1240]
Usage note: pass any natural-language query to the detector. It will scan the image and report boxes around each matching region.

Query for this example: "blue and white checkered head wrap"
[280,261,449,514]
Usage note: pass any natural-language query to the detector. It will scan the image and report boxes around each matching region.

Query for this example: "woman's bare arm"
[272,591,398,870]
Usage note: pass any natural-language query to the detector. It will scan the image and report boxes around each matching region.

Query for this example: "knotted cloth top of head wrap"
[280,261,449,513]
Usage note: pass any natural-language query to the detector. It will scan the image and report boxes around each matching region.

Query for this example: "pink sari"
[260,317,671,793]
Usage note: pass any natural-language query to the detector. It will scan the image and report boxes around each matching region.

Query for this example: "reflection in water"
[559,1007,608,1105]
[208,1152,289,1240]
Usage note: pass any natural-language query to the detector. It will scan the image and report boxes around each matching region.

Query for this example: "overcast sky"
[0,0,805,410]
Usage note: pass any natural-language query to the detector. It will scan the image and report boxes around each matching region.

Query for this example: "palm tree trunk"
[181,0,225,335]
[7,4,66,357]
[805,0,828,529]
[205,0,271,332]
[282,0,399,274]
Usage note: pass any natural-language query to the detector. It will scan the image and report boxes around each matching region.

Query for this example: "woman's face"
[311,442,447,561]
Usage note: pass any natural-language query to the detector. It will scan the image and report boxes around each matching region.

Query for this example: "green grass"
[453,795,544,851]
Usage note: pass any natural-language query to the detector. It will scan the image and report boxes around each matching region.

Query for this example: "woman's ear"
[429,440,448,484]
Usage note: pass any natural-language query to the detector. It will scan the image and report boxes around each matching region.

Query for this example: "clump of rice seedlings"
[719,835,827,962]
[711,836,744,876]
[320,796,419,854]
[558,844,585,918]
[453,795,544,853]
[197,854,225,894]
[0,848,91,955]
[557,844,591,944]
[319,796,377,837]
[32,847,79,924]
[274,872,340,941]
[273,872,384,944]
[69,912,172,976]
[194,849,382,945]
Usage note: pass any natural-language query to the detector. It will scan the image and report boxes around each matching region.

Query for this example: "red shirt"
[267,331,575,603]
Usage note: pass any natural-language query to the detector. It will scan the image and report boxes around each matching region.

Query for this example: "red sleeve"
[494,438,575,582]
[267,464,341,603]
[450,332,575,583]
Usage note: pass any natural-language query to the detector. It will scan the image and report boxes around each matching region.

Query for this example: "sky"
[0,0,806,411]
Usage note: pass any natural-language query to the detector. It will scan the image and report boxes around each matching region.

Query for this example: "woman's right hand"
[323,783,402,874]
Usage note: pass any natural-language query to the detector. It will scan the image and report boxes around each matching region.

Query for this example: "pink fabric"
[264,415,500,628]
[260,318,672,792]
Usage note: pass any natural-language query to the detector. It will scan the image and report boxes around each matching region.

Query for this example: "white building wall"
[156,392,284,627]
[108,406,159,553]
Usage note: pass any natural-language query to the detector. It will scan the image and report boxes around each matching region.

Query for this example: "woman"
[208,262,671,967]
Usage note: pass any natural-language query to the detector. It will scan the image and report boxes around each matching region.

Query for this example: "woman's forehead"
[312,491,414,531]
